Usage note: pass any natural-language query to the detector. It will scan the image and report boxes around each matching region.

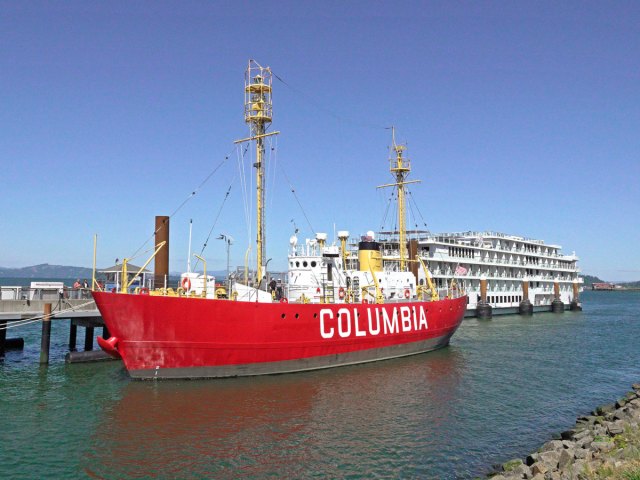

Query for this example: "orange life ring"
[111,287,117,294]
[280,298,288,303]
[338,287,345,299]
[362,299,369,304]
[140,287,149,295]
[181,277,191,290]
[316,287,321,294]
[404,289,411,299]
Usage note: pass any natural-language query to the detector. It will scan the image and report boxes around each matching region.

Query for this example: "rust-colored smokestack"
[408,239,419,280]
[154,216,169,288]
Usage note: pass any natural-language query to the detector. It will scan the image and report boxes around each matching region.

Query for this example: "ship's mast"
[377,127,420,271]
[239,60,278,287]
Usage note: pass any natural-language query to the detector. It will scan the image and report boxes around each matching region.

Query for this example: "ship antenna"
[234,60,279,287]
[377,126,421,271]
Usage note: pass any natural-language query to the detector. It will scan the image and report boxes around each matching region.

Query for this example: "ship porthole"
[281,313,286,319]
[313,313,318,318]
[295,313,299,319]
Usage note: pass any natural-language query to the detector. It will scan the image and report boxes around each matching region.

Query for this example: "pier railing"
[0,287,93,301]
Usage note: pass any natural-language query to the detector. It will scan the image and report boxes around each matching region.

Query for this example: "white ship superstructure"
[376,230,582,316]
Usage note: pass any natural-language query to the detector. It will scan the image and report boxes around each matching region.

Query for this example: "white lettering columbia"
[319,306,428,340]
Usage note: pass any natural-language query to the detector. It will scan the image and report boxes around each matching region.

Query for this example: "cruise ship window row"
[422,242,568,260]
[421,256,578,272]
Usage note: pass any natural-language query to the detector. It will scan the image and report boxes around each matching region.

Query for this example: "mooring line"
[0,300,96,330]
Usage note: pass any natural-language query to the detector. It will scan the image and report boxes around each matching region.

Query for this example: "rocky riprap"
[489,383,640,480]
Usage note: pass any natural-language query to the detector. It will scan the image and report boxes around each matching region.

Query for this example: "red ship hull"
[93,291,467,379]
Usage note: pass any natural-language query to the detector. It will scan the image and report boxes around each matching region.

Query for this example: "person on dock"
[73,279,81,299]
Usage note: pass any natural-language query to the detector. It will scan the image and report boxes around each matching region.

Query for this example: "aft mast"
[237,60,279,287]
[377,127,421,271]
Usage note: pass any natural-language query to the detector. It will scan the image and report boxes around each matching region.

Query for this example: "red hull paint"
[93,292,467,379]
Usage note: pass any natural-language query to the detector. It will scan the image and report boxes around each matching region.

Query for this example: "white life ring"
[338,287,345,299]
[404,289,411,299]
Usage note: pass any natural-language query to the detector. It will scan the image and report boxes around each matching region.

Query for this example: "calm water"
[1,290,639,479]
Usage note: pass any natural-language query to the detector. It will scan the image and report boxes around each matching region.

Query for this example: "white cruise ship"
[375,230,582,317]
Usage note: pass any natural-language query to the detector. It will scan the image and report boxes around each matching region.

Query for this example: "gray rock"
[575,434,593,449]
[618,445,640,460]
[566,459,586,477]
[530,474,545,480]
[576,415,598,425]
[631,383,640,391]
[541,440,564,452]
[613,409,630,421]
[544,472,562,480]
[591,440,615,453]
[595,403,616,416]
[593,425,608,437]
[557,449,574,470]
[538,450,561,469]
[511,464,531,478]
[502,458,524,472]
[561,440,575,449]
[607,421,625,436]
[573,448,591,460]
[560,428,590,442]
[531,462,548,476]
[615,398,628,408]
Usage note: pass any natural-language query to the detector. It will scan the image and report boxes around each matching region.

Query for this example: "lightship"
[93,60,467,379]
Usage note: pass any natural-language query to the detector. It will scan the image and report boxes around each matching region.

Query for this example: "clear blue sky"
[1,1,638,281]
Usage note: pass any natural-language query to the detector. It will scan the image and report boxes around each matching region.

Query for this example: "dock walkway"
[0,298,110,363]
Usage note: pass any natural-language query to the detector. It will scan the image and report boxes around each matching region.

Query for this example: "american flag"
[455,265,467,276]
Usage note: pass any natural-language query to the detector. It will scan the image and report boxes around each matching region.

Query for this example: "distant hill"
[581,274,606,286]
[0,264,230,281]
[619,280,640,288]
[0,264,94,279]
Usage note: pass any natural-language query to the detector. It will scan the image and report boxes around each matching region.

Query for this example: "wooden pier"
[0,298,114,363]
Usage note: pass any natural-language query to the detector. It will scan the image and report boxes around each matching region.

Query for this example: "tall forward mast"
[377,127,421,271]
[236,60,279,286]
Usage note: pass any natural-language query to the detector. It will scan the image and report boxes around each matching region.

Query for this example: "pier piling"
[570,281,582,311]
[84,326,94,351]
[476,277,492,319]
[552,281,564,313]
[39,303,52,365]
[519,280,533,315]
[0,320,6,356]
[68,321,77,351]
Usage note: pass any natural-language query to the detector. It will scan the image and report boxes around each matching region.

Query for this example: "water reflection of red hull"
[93,292,466,379]
[84,377,317,479]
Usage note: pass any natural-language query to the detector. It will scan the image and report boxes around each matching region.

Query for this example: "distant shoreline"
[589,287,640,292]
